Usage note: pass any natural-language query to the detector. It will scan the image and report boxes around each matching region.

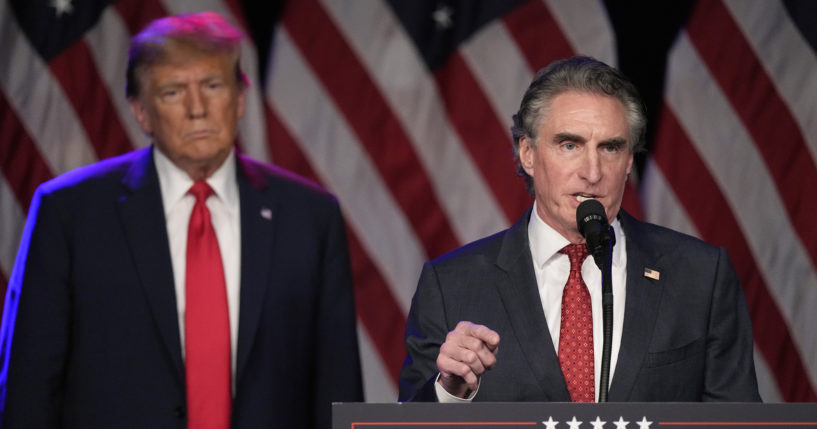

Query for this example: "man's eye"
[160,89,181,102]
[563,142,577,150]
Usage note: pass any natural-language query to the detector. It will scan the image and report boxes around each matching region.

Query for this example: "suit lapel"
[234,154,276,386]
[608,212,665,401]
[494,209,571,401]
[116,147,184,381]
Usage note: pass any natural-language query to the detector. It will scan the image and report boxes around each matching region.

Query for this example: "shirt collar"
[527,200,625,269]
[153,146,239,216]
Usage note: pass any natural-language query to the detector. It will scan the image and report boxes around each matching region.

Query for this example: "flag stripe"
[653,106,817,401]
[0,1,97,176]
[433,53,532,222]
[542,0,617,65]
[346,229,408,383]
[113,0,168,39]
[0,91,53,211]
[319,0,510,244]
[0,173,27,322]
[281,0,461,259]
[641,161,698,239]
[668,30,817,393]
[49,41,133,160]
[0,174,26,279]
[724,0,817,163]
[86,8,149,147]
[261,103,406,385]
[357,325,398,401]
[502,0,574,71]
[265,27,423,314]
[460,19,532,136]
[686,0,817,274]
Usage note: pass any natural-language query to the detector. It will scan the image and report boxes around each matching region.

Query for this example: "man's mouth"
[575,194,598,203]
[185,129,217,140]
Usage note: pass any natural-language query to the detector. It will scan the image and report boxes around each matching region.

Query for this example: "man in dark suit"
[0,12,362,428]
[398,56,760,403]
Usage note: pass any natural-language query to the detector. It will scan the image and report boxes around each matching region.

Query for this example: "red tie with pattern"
[185,181,231,428]
[558,243,595,402]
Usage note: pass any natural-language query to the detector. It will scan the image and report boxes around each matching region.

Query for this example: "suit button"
[174,406,185,418]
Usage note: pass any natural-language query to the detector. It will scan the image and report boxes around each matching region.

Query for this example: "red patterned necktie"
[185,181,231,428]
[558,243,595,402]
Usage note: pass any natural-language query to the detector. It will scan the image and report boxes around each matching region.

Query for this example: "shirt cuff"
[434,373,480,403]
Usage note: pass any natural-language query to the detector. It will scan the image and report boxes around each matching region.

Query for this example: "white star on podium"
[542,416,559,429]
[566,416,583,429]
[614,416,630,428]
[636,416,653,428]
[591,416,607,428]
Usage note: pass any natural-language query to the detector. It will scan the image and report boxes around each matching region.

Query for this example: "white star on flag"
[431,4,453,29]
[50,0,73,17]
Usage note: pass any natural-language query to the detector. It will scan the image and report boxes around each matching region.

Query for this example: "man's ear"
[519,136,535,176]
[236,84,247,120]
[128,98,152,135]
[625,153,634,181]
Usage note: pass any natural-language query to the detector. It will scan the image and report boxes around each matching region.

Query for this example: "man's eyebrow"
[552,132,586,144]
[600,137,627,147]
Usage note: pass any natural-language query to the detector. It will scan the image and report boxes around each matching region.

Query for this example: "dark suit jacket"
[399,207,760,402]
[0,146,363,428]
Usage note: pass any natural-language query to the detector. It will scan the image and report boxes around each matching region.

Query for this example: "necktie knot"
[560,244,589,271]
[189,181,214,203]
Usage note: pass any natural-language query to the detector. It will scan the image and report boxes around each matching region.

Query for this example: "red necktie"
[185,181,231,428]
[558,244,595,402]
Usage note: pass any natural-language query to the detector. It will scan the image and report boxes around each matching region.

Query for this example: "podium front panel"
[333,402,817,428]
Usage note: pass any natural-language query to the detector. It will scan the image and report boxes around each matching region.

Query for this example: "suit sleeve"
[1,187,71,427]
[398,262,448,402]
[311,200,363,428]
[703,247,761,401]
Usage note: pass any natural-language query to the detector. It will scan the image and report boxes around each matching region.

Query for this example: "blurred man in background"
[1,11,362,428]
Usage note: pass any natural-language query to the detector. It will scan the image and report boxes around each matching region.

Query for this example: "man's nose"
[186,88,207,118]
[578,150,602,183]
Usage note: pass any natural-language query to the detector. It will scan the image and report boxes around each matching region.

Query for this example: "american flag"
[0,0,814,403]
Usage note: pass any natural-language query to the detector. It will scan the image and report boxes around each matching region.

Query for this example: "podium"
[333,402,817,428]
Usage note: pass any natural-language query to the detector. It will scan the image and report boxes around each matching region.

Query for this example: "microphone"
[576,199,615,269]
[575,198,615,402]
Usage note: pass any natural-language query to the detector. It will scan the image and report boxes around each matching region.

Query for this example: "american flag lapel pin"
[260,207,272,220]
[644,267,660,280]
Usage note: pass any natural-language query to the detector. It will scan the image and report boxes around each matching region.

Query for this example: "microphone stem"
[598,230,614,402]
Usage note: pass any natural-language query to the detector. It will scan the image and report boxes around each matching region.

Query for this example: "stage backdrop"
[1,0,815,402]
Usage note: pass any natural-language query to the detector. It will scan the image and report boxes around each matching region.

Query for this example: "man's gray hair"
[510,56,646,195]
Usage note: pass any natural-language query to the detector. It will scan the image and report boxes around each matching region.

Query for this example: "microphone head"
[576,199,608,237]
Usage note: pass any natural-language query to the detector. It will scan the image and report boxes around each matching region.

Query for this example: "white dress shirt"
[153,148,241,378]
[527,201,627,401]
[437,202,627,402]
